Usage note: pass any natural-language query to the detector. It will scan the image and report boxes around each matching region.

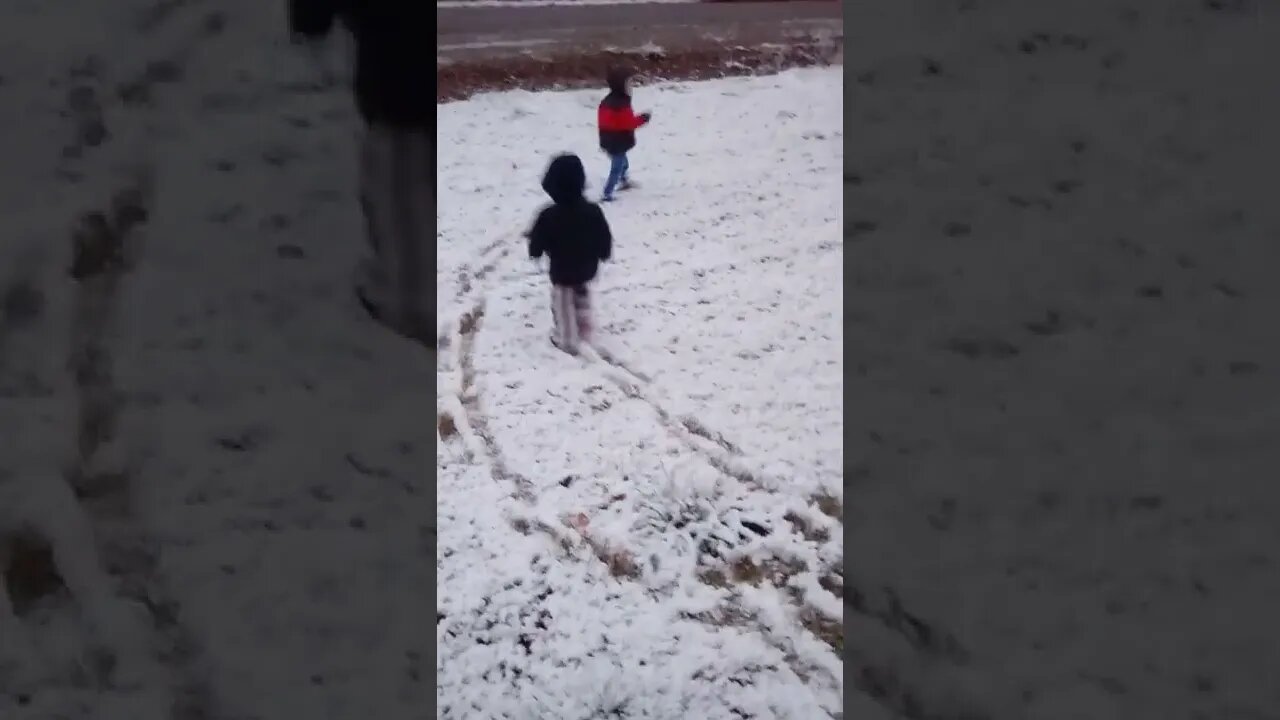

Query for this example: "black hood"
[606,66,633,95]
[541,153,586,205]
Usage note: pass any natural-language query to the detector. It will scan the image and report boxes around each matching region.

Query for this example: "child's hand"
[639,111,652,123]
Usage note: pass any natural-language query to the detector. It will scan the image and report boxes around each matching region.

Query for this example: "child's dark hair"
[606,66,635,93]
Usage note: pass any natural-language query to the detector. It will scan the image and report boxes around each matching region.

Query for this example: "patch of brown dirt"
[1,530,68,616]
[438,39,840,102]
[702,554,808,587]
[437,411,458,439]
[813,492,842,520]
[784,509,830,542]
[800,606,843,653]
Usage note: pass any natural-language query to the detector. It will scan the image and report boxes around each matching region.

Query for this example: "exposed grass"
[437,411,459,439]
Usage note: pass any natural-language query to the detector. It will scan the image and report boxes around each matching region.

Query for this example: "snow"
[1,0,842,709]
[4,0,1275,716]
[437,68,844,717]
[2,1,426,718]
[438,39,563,53]
[834,1,1280,717]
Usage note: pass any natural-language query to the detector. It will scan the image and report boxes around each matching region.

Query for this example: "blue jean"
[602,152,629,198]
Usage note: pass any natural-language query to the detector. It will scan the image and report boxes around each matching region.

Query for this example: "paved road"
[437,1,843,62]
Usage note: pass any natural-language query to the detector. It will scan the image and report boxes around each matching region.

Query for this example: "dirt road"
[436,0,843,62]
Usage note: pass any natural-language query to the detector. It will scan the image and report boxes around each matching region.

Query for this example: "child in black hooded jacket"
[287,0,432,347]
[527,154,613,354]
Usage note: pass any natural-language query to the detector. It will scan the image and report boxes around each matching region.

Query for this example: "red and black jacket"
[598,76,648,155]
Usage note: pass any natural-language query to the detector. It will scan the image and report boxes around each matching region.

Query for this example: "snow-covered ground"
[1,0,842,714]
[2,1,427,718]
[4,0,1279,716]
[436,69,845,717]
[835,1,1280,718]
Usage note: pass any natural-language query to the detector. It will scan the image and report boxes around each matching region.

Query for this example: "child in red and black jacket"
[597,67,652,202]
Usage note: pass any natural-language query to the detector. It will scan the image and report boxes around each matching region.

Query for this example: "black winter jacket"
[528,155,613,287]
[288,0,430,129]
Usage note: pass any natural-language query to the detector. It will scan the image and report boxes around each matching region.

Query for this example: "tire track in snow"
[448,291,648,580]
[445,233,513,346]
[441,251,665,636]
[584,347,752,470]
[439,233,521,472]
[61,11,228,714]
[64,175,219,720]
[585,342,990,717]
[452,297,538,503]
[583,354,838,552]
[56,1,224,181]
[441,246,702,572]
[565,345,854,697]
[438,229,850,703]
[3,5,228,716]
[0,176,217,719]
[440,225,974,716]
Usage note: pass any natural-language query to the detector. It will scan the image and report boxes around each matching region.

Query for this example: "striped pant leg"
[572,285,592,342]
[358,123,432,343]
[550,284,579,353]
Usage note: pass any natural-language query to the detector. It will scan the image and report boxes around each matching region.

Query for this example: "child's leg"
[619,154,637,190]
[357,123,432,346]
[550,284,580,353]
[602,153,627,199]
[550,285,567,347]
[572,285,593,342]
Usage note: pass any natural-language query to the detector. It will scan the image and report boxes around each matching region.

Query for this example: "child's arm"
[527,210,549,259]
[592,206,613,262]
[598,104,650,132]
